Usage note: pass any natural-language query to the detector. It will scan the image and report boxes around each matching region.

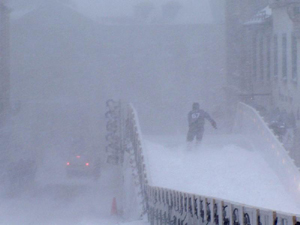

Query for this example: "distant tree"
[133,1,155,23]
[162,1,182,20]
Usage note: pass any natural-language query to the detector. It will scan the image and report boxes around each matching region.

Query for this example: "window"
[292,35,298,83]
[282,34,287,81]
[273,35,278,77]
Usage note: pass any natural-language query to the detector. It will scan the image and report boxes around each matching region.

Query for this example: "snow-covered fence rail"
[106,100,122,165]
[233,102,300,202]
[122,102,300,224]
[123,104,149,217]
[146,186,299,225]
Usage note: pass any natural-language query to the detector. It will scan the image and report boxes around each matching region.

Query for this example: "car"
[65,155,100,180]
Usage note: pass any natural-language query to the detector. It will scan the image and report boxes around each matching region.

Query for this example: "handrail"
[121,102,300,224]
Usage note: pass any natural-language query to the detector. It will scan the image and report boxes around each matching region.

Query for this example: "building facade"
[226,0,300,163]
[270,1,300,121]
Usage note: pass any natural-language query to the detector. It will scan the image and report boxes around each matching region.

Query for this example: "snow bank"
[118,218,148,225]
[233,102,300,203]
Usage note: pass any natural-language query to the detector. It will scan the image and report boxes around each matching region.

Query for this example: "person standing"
[187,102,217,149]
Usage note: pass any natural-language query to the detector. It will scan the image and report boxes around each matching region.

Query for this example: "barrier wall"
[233,102,300,202]
[122,102,300,225]
[146,186,298,225]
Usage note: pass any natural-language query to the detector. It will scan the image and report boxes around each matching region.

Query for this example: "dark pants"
[187,128,204,142]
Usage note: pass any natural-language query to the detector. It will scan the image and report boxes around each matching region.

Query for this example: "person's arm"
[204,111,217,129]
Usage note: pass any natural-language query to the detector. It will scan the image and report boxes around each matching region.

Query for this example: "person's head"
[192,102,199,110]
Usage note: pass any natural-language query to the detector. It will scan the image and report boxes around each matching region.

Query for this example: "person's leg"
[186,129,195,150]
[195,128,204,147]
[187,129,195,142]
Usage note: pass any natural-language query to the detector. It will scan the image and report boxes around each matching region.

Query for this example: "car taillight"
[85,163,89,166]
[67,162,70,166]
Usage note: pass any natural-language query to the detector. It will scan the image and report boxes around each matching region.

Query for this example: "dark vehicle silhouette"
[66,155,100,180]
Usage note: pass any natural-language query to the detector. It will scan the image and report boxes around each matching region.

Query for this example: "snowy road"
[0,165,123,225]
[144,134,300,215]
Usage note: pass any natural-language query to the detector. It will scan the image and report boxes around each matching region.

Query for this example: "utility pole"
[0,0,10,127]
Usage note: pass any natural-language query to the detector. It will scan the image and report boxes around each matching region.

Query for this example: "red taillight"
[85,163,89,166]
[67,162,70,166]
[76,155,81,159]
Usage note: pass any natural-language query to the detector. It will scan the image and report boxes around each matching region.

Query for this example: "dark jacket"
[188,109,215,131]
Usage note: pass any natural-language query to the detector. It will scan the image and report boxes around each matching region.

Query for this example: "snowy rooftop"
[244,5,272,25]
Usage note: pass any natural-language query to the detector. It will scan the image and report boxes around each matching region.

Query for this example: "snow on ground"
[0,164,123,225]
[144,134,300,215]
[118,220,149,225]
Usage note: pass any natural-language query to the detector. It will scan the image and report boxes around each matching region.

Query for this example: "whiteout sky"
[9,0,214,24]
[73,0,214,23]
[9,0,226,137]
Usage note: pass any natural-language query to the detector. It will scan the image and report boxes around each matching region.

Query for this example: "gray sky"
[9,0,215,24]
[73,0,213,23]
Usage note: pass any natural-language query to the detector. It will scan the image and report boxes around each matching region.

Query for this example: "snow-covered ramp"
[144,134,300,214]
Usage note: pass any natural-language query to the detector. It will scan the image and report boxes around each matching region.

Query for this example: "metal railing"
[146,185,299,225]
[124,104,149,216]
[105,100,122,165]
